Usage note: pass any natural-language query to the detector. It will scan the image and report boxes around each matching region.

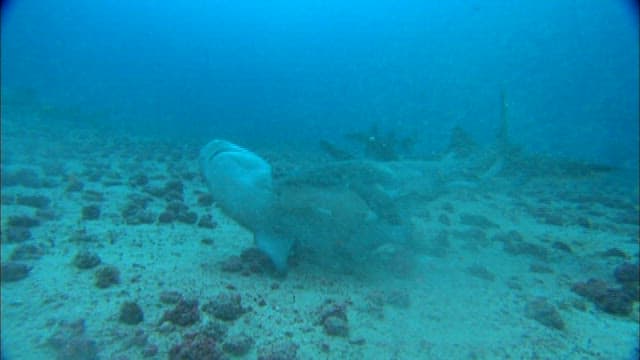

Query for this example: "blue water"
[2,0,638,165]
[1,1,639,359]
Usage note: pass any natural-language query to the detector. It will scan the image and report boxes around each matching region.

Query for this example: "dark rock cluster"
[202,293,247,321]
[198,214,217,229]
[197,193,214,207]
[364,289,411,319]
[3,225,32,243]
[119,301,144,325]
[81,190,105,202]
[220,248,278,276]
[121,194,155,225]
[15,194,51,209]
[81,205,101,220]
[160,293,254,358]
[257,340,299,360]
[161,299,200,326]
[459,213,499,229]
[1,262,32,282]
[144,179,184,202]
[10,243,46,261]
[129,173,149,187]
[316,299,349,337]
[169,331,224,360]
[73,251,102,270]
[94,265,120,288]
[524,297,565,330]
[551,241,572,253]
[466,264,496,281]
[159,290,184,305]
[47,319,99,360]
[614,262,639,285]
[158,200,198,225]
[222,333,254,356]
[66,177,85,192]
[493,230,549,260]
[571,263,639,317]
[7,215,40,228]
[2,168,44,188]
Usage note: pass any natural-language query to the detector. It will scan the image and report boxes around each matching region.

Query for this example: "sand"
[1,117,638,360]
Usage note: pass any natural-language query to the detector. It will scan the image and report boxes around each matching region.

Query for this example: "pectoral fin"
[255,231,293,272]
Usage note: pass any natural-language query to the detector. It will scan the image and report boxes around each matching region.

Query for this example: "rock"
[158,210,177,224]
[82,190,105,202]
[599,248,627,258]
[197,193,214,207]
[3,226,32,243]
[492,230,523,243]
[503,240,548,260]
[7,215,40,228]
[551,241,572,253]
[164,180,184,194]
[525,298,565,330]
[2,168,42,188]
[81,205,101,220]
[222,333,254,356]
[142,344,158,358]
[47,319,86,348]
[529,263,553,274]
[119,301,144,325]
[572,278,634,316]
[176,211,198,225]
[15,195,51,209]
[47,319,99,360]
[73,251,102,270]
[202,321,229,340]
[614,262,639,284]
[459,213,499,229]
[162,299,200,326]
[258,340,299,360]
[239,248,277,275]
[68,230,98,243]
[1,262,32,282]
[36,208,57,221]
[162,180,184,202]
[159,290,184,305]
[202,293,246,321]
[316,299,349,337]
[198,214,217,229]
[594,288,634,315]
[465,264,496,281]
[169,332,222,360]
[10,243,46,261]
[66,178,85,192]
[166,201,189,214]
[94,265,120,288]
[121,201,155,225]
[53,335,98,360]
[126,329,148,347]
[129,174,149,187]
[323,316,349,337]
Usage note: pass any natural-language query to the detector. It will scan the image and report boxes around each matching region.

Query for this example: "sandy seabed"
[1,117,638,360]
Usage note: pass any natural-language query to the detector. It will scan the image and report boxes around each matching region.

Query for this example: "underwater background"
[1,1,639,359]
[3,0,639,165]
